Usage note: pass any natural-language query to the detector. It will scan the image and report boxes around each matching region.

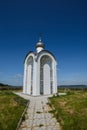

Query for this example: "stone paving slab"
[32,126,47,130]
[16,93,60,130]
[33,113,44,119]
[33,118,45,127]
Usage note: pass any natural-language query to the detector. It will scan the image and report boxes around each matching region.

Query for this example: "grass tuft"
[39,124,44,127]
[36,111,42,114]
[49,90,87,130]
[0,90,28,130]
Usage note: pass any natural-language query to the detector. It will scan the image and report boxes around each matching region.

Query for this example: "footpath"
[16,93,60,130]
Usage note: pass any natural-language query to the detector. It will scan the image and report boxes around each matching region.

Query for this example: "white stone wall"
[23,51,57,96]
[37,52,57,95]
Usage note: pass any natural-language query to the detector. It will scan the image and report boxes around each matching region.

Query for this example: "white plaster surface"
[23,50,57,96]
[16,93,60,130]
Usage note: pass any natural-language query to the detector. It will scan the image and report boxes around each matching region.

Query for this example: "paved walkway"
[16,93,60,130]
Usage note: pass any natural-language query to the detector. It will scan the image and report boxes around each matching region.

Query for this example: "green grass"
[49,90,87,130]
[0,90,28,130]
[36,111,42,114]
[39,124,44,127]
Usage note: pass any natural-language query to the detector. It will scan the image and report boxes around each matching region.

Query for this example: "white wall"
[23,51,57,96]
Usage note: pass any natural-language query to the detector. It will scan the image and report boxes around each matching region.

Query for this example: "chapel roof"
[37,50,57,61]
[24,49,56,63]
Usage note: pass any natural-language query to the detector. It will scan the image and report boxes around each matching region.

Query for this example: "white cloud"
[7,73,23,86]
[12,73,23,85]
[15,74,23,78]
[0,72,23,86]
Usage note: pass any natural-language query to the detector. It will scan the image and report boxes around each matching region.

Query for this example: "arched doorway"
[40,55,53,95]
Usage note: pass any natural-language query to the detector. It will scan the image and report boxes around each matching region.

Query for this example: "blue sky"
[0,0,87,86]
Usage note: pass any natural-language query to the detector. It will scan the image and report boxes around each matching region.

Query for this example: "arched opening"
[27,56,33,95]
[40,55,53,95]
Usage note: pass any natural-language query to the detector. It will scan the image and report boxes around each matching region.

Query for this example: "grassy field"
[0,90,28,130]
[49,90,87,130]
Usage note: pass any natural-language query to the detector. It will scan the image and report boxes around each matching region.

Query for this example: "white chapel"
[23,38,57,96]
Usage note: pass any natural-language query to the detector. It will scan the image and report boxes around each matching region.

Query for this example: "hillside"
[58,85,87,89]
[0,83,22,90]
